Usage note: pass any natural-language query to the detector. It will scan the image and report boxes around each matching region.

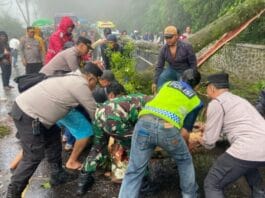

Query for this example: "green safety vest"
[139,81,201,129]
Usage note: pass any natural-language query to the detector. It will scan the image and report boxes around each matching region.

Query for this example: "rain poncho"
[34,27,46,61]
[45,16,74,64]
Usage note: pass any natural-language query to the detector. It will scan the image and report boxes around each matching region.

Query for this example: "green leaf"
[41,181,51,189]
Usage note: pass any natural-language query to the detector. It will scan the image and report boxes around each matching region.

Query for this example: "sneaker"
[64,143,73,151]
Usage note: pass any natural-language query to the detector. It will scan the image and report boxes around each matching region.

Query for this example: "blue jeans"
[157,67,181,90]
[119,115,197,198]
[204,152,265,198]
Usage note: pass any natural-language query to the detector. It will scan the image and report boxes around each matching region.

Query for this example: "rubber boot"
[76,171,94,196]
[49,163,77,186]
[5,184,23,198]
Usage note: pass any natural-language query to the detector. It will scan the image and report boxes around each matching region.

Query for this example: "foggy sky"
[37,0,142,25]
[0,0,152,30]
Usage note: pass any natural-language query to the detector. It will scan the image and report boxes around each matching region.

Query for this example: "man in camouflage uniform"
[76,93,152,196]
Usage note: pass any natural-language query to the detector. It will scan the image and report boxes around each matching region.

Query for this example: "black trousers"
[204,152,265,198]
[10,102,62,191]
[0,62,11,87]
[25,62,43,74]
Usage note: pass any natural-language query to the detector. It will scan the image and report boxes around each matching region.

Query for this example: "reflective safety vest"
[139,81,201,129]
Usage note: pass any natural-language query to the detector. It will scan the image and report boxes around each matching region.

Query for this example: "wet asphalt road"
[0,61,24,197]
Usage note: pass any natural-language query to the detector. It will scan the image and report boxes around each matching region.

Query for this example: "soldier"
[76,92,152,196]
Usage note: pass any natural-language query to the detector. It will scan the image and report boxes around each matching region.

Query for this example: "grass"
[0,124,11,138]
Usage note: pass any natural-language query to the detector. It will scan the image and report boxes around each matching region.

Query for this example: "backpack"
[14,73,47,93]
[14,71,71,93]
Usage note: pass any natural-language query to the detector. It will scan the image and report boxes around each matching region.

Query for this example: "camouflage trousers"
[83,142,130,180]
[84,146,109,173]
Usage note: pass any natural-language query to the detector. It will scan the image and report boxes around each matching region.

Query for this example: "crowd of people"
[1,16,265,198]
[130,26,193,44]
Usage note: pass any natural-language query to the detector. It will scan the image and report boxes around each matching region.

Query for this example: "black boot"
[76,171,94,196]
[50,163,77,186]
[6,184,23,198]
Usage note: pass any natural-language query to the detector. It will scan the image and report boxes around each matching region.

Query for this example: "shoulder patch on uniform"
[167,81,195,98]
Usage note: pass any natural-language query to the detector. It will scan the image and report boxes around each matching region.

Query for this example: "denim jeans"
[119,115,197,198]
[157,67,181,90]
[204,152,265,198]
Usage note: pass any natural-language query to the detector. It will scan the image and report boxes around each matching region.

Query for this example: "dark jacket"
[154,40,197,84]
[45,17,74,64]
[0,31,11,64]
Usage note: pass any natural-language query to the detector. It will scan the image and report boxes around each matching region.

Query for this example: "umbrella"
[32,18,53,27]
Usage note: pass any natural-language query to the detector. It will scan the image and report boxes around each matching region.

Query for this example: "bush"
[0,124,11,138]
[109,41,153,95]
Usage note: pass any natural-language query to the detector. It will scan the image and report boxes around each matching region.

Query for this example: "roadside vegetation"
[0,124,11,138]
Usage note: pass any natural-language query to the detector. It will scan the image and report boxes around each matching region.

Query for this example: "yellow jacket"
[34,27,46,60]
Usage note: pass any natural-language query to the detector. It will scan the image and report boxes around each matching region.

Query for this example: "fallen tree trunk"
[132,0,265,54]
[189,0,265,52]
[197,8,265,66]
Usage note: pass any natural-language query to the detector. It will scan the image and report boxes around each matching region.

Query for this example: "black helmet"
[182,69,201,88]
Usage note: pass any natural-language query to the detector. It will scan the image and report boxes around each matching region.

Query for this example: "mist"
[0,0,191,34]
[35,0,152,31]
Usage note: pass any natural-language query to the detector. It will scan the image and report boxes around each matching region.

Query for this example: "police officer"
[6,62,102,198]
[119,69,203,198]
